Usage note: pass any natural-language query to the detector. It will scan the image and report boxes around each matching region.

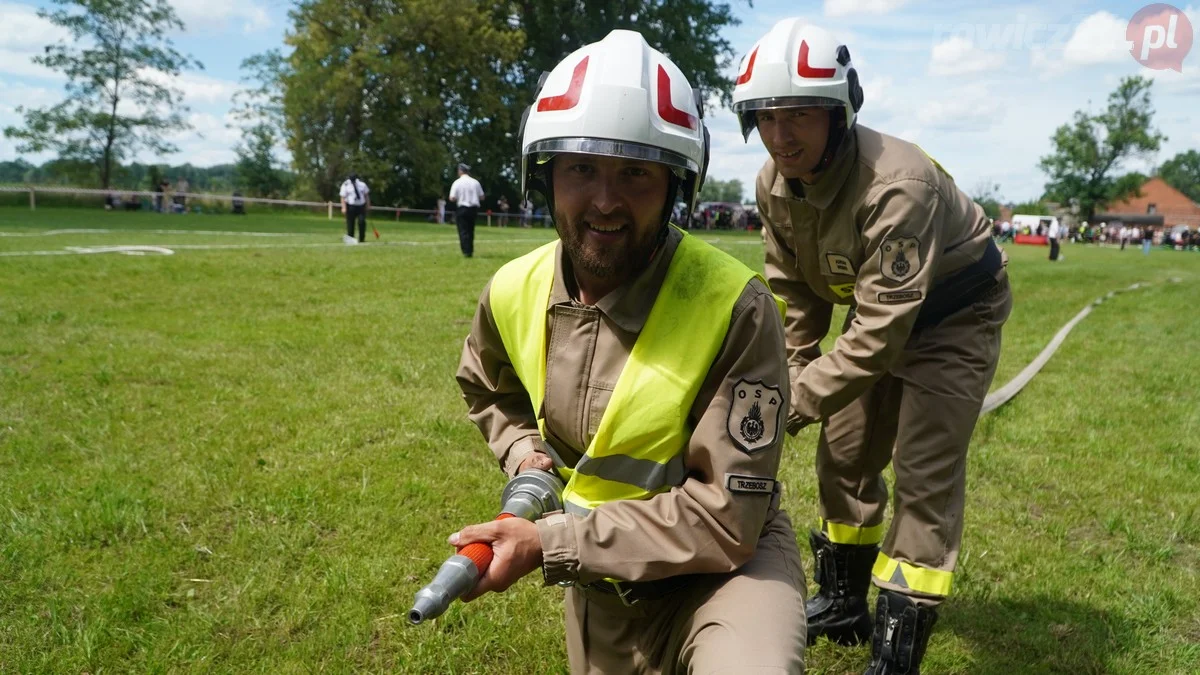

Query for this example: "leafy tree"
[2,0,201,189]
[235,123,290,198]
[698,177,745,204]
[1039,76,1165,222]
[0,160,36,184]
[971,180,1002,220]
[1159,150,1200,203]
[513,0,745,109]
[1009,200,1050,216]
[248,0,745,207]
[265,0,523,204]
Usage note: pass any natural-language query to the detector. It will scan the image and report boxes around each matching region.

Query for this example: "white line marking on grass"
[1,245,176,256]
[0,237,556,257]
[0,228,300,237]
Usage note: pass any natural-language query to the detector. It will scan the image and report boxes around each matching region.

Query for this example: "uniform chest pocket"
[585,381,615,445]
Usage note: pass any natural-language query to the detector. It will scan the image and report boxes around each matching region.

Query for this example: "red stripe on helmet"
[657,65,697,130]
[735,46,759,85]
[797,40,835,78]
[537,56,590,112]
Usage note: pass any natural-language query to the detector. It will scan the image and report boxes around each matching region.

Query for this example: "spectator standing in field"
[497,196,510,227]
[154,180,165,212]
[1143,227,1154,255]
[449,163,485,258]
[339,173,370,244]
[437,196,447,224]
[174,177,189,214]
[733,19,1011,672]
[519,197,533,227]
[1048,219,1062,261]
[1119,225,1129,250]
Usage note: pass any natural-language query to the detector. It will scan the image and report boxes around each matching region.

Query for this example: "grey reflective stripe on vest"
[564,501,592,516]
[572,453,687,493]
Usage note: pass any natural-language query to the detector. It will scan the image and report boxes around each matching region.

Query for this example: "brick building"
[1097,177,1200,229]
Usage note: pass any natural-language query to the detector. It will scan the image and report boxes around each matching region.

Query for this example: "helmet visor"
[732,96,843,113]
[526,137,698,176]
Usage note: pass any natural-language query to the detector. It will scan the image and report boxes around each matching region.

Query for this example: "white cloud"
[169,0,271,33]
[916,85,1004,132]
[0,49,64,80]
[859,75,898,120]
[0,81,60,112]
[0,2,71,50]
[131,111,240,165]
[1062,11,1128,67]
[0,2,70,80]
[139,68,241,106]
[929,36,1006,76]
[824,0,910,18]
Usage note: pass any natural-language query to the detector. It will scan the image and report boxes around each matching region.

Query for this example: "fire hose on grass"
[408,468,565,625]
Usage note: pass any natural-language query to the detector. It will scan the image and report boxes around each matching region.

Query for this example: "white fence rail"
[0,185,549,226]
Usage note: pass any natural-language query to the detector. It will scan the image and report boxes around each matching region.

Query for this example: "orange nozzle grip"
[457,512,517,573]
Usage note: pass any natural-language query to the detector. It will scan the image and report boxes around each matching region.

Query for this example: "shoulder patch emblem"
[725,473,777,495]
[727,379,783,454]
[879,236,921,283]
[825,252,856,276]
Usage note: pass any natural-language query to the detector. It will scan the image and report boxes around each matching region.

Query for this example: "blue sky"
[1,0,1197,203]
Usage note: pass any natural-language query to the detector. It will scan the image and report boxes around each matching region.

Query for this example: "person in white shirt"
[449,163,485,257]
[339,173,370,244]
[1119,225,1129,251]
[1047,220,1061,261]
[520,197,533,228]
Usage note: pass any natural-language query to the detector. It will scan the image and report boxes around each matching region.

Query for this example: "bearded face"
[550,153,670,285]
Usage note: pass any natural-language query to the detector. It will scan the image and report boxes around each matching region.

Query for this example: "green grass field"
[2,208,1198,673]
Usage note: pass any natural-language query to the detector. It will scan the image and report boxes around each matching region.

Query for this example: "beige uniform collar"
[548,226,683,334]
[769,128,859,211]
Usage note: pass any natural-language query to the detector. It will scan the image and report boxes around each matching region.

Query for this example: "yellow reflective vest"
[490,228,782,515]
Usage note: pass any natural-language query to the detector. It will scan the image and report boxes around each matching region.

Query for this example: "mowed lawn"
[1,208,1198,674]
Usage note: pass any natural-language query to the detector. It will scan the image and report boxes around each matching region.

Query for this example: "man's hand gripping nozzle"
[408,469,565,625]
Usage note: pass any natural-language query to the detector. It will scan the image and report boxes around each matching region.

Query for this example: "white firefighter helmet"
[519,29,709,225]
[731,19,863,140]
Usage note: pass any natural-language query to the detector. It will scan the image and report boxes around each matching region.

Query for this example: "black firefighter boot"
[805,530,877,646]
[863,590,938,675]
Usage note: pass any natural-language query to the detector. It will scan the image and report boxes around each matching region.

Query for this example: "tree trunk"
[102,40,124,189]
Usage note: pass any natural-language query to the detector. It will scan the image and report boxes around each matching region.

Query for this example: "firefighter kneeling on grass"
[449,30,807,674]
[732,19,1013,673]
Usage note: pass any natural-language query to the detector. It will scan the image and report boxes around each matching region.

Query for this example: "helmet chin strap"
[812,108,849,174]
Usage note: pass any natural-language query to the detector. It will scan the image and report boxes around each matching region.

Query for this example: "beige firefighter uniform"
[457,227,807,674]
[759,124,1012,600]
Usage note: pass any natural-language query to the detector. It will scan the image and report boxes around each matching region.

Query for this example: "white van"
[1011,214,1058,235]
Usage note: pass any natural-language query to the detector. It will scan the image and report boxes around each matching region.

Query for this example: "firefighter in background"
[732,19,1012,674]
[451,30,806,673]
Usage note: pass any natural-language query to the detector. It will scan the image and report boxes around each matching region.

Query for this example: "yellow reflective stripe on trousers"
[822,519,887,546]
[872,554,953,597]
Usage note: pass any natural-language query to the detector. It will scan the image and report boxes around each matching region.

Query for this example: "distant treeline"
[0,159,295,196]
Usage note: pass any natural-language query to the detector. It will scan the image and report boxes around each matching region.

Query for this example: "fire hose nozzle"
[407,554,479,625]
[408,469,565,625]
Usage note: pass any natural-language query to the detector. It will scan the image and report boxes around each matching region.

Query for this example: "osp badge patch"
[727,379,783,454]
[879,236,921,283]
